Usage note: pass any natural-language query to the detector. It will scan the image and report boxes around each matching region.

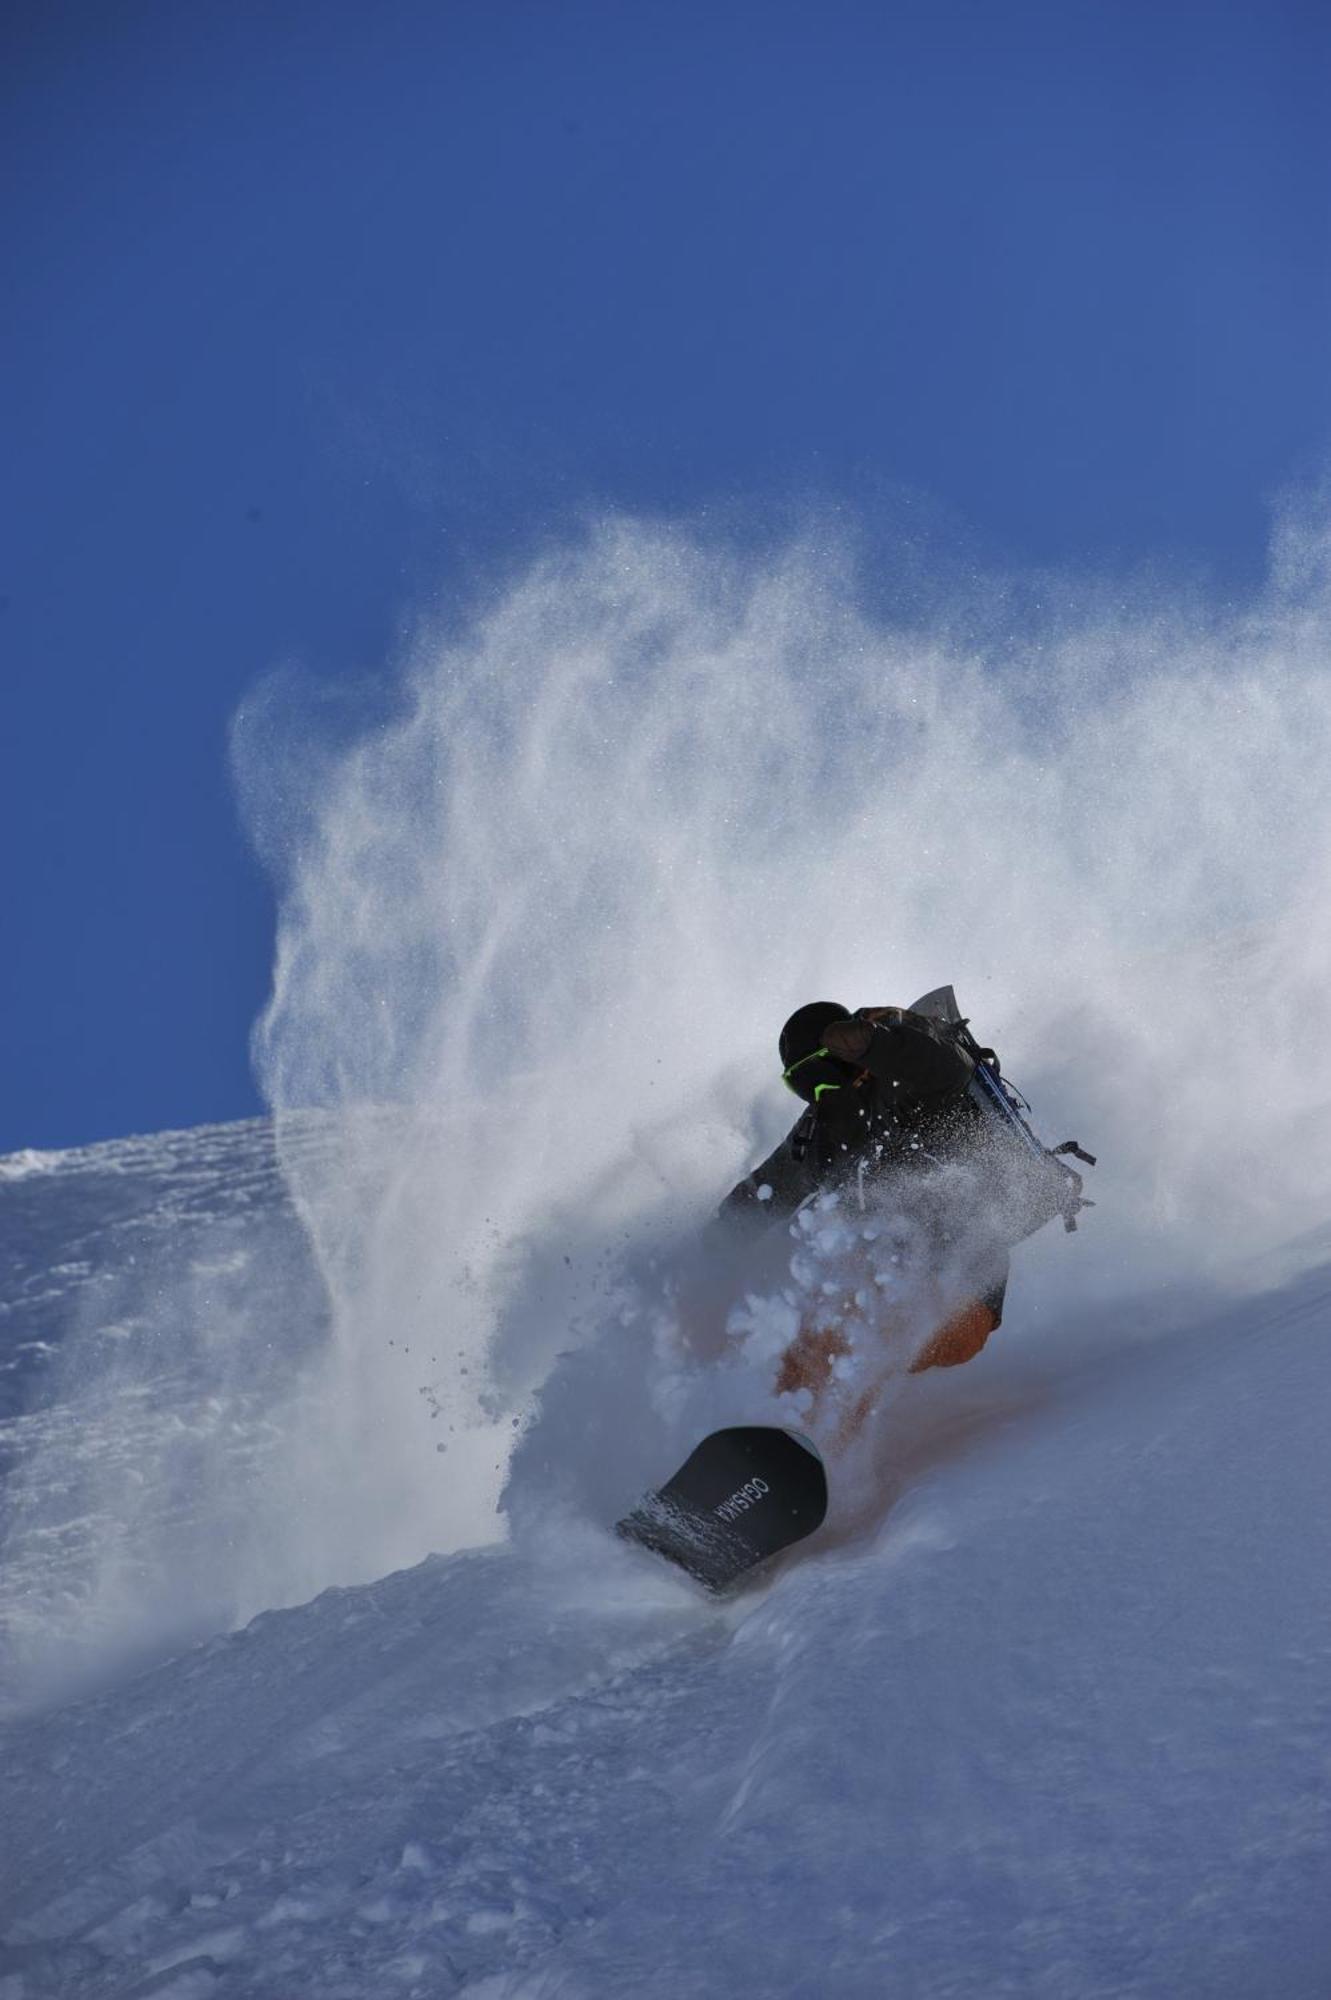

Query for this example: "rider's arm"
[822,1008,974,1109]
[716,1111,819,1229]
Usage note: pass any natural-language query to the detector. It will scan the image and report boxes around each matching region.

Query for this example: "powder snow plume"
[9,501,1331,1712]
[220,504,1331,1601]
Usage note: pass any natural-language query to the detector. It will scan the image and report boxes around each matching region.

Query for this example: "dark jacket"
[719,1005,1010,1316]
[721,1007,976,1219]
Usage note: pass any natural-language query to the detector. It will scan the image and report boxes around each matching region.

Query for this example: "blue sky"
[4,0,1329,1150]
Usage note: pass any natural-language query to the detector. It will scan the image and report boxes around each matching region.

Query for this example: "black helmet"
[779,1001,852,1103]
[779,1001,851,1070]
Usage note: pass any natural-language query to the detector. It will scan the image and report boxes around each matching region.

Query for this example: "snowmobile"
[616,987,1094,1591]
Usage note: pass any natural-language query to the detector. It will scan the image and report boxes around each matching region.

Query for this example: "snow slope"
[0,1120,332,1711]
[8,517,1331,1994]
[2,1118,1329,1998]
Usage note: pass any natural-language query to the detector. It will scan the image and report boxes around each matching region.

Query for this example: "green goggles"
[781,1046,844,1101]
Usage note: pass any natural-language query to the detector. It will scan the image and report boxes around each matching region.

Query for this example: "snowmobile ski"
[616,1426,828,1592]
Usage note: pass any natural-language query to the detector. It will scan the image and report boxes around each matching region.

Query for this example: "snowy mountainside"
[0,1119,309,1419]
[2,1120,1330,1997]
[10,517,1331,1992]
[0,1120,332,1709]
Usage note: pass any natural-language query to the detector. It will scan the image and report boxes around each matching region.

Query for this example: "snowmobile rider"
[720,1001,1009,1377]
